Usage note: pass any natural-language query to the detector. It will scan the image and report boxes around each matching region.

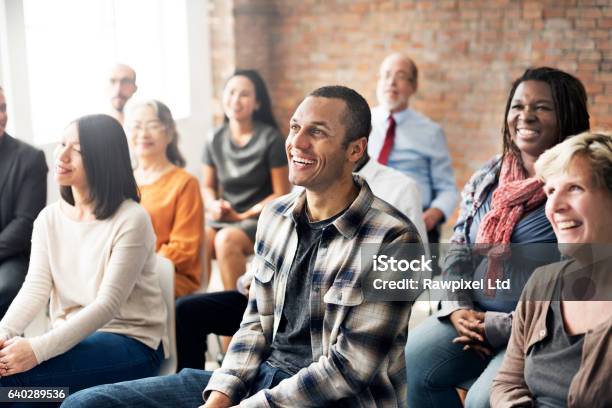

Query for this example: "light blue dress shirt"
[368,106,458,220]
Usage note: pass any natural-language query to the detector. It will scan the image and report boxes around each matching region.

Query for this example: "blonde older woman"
[492,131,612,407]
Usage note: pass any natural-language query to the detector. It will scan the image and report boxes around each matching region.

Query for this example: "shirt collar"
[281,175,374,239]
[379,106,412,125]
[356,156,378,178]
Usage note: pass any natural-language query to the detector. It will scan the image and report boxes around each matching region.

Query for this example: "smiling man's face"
[286,96,353,193]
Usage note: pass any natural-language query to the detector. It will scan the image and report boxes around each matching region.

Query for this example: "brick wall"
[208,0,236,122]
[208,0,277,125]
[234,0,277,85]
[210,0,612,225]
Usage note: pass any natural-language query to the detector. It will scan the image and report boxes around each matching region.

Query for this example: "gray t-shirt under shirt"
[201,122,287,213]
[524,281,585,408]
[266,208,344,375]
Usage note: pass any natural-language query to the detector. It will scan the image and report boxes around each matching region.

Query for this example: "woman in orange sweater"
[129,100,203,297]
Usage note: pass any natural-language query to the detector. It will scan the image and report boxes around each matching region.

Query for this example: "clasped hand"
[449,309,492,359]
[0,337,38,377]
[208,200,245,222]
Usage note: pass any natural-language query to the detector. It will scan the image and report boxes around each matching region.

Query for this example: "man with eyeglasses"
[108,64,138,125]
[369,53,458,274]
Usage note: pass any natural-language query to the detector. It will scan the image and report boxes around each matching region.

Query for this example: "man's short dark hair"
[309,85,371,147]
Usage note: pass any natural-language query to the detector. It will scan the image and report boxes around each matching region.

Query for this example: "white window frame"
[0,0,212,196]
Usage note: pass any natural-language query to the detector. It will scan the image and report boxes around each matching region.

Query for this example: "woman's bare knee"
[215,228,252,254]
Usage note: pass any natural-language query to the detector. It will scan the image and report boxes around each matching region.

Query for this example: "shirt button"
[539,330,546,338]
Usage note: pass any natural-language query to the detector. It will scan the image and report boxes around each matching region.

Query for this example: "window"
[22,0,191,144]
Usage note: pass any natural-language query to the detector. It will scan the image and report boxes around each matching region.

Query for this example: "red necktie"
[377,115,396,165]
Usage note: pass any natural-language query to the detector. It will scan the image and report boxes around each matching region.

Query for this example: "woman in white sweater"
[0,114,167,397]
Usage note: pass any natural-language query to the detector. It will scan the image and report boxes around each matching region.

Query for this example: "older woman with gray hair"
[129,99,204,297]
[491,131,612,407]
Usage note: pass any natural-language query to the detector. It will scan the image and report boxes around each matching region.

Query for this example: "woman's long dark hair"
[501,67,590,166]
[223,69,278,130]
[60,114,140,219]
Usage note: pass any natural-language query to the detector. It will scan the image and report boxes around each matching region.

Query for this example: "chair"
[456,378,476,406]
[156,255,178,375]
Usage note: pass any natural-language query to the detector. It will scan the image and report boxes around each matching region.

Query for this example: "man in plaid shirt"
[63,86,421,408]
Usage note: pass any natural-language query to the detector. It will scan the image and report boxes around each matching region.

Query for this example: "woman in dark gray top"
[201,70,290,290]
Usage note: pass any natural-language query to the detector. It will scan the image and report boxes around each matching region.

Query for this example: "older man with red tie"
[369,53,458,273]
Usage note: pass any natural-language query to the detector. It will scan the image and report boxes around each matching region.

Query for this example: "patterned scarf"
[476,153,546,296]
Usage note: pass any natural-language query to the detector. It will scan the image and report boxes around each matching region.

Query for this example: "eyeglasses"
[380,71,414,84]
[109,77,135,87]
[129,122,165,133]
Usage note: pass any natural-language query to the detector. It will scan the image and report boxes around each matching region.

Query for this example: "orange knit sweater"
[139,167,203,297]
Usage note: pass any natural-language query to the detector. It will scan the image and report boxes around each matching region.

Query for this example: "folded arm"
[428,127,458,220]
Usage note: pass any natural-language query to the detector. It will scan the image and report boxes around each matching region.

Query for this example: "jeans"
[405,314,506,408]
[0,255,28,319]
[63,361,291,407]
[176,290,247,370]
[0,332,163,408]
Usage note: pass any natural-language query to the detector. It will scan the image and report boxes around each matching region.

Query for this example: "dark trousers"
[175,290,248,371]
[0,255,28,319]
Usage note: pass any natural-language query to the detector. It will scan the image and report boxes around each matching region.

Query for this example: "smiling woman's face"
[129,105,170,160]
[507,80,559,163]
[222,75,259,123]
[54,123,88,190]
[544,155,612,246]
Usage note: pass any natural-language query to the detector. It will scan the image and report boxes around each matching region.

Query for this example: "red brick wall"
[208,0,237,123]
[211,0,612,225]
[234,0,277,84]
[208,0,278,125]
